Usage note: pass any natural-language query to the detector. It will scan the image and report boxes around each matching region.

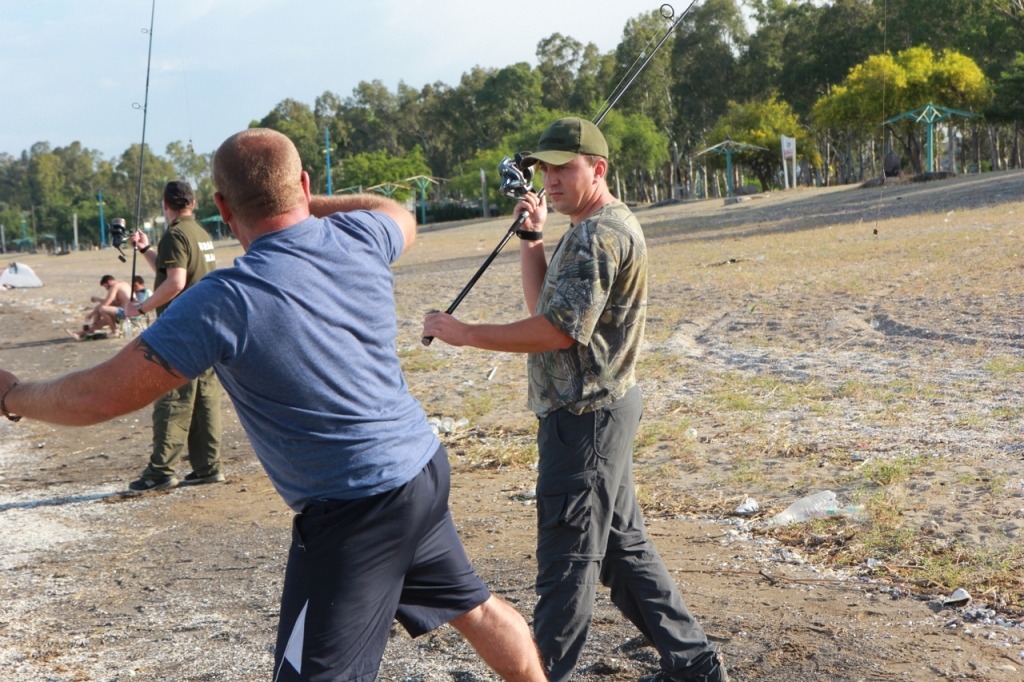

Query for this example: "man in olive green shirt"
[424,118,726,682]
[126,181,223,491]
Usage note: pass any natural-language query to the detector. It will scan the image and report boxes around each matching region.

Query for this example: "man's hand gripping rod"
[422,2,695,346]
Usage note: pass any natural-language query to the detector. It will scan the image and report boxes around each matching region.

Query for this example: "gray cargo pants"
[534,386,718,682]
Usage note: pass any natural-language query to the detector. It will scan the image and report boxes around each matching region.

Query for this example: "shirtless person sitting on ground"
[67,274,131,339]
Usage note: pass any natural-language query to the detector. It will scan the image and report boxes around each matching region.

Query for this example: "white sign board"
[781,135,796,159]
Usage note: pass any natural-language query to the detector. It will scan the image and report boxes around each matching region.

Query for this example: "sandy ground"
[2,170,1024,681]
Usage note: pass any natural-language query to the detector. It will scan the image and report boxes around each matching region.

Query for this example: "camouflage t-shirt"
[527,200,647,417]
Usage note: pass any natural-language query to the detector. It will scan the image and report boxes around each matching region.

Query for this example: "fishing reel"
[498,152,535,199]
[109,219,136,263]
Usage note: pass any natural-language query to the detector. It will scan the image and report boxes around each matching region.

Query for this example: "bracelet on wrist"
[516,229,543,241]
[1,382,22,423]
[138,244,150,254]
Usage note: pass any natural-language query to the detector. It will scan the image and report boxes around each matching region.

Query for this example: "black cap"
[163,181,195,210]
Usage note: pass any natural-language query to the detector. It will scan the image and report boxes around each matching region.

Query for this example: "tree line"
[2,0,1023,250]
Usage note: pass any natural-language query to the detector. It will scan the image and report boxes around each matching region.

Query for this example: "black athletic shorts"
[272,444,490,682]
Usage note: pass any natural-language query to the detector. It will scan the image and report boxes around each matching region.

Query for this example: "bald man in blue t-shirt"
[0,128,546,682]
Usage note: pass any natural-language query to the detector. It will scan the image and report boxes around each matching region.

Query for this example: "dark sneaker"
[128,475,178,492]
[639,653,728,682]
[182,471,226,485]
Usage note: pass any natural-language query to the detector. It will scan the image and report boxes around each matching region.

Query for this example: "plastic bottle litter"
[734,498,759,515]
[767,490,864,526]
[427,417,441,437]
[440,417,456,434]
[455,418,469,429]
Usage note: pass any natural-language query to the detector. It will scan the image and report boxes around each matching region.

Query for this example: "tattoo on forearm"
[133,338,181,377]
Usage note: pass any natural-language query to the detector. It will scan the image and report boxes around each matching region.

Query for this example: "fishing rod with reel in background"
[422,1,697,345]
[108,0,157,312]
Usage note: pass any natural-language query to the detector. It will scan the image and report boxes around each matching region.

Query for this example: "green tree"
[613,9,680,135]
[476,63,545,141]
[813,46,991,173]
[115,143,177,230]
[707,96,820,189]
[670,0,747,151]
[737,0,879,119]
[165,141,215,217]
[338,146,431,201]
[255,99,324,192]
[536,33,609,114]
[988,52,1024,122]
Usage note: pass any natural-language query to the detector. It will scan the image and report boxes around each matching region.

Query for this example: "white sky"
[0,0,676,160]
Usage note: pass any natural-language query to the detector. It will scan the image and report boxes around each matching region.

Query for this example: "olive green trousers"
[142,367,222,480]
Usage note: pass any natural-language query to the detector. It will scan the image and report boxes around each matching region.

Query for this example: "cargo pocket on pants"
[537,479,595,561]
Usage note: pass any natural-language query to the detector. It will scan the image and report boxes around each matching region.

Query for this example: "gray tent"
[0,262,43,288]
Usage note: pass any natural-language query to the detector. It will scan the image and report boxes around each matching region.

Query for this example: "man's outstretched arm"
[309,194,417,255]
[0,338,190,426]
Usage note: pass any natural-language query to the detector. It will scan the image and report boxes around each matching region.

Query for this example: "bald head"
[212,128,306,224]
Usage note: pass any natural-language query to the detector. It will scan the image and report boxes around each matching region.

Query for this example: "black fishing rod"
[110,0,156,309]
[422,1,697,345]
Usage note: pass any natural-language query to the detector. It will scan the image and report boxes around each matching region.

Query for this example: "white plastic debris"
[768,491,838,526]
[685,427,698,439]
[486,367,497,381]
[943,588,972,607]
[734,498,759,515]
[440,417,456,434]
[766,491,864,526]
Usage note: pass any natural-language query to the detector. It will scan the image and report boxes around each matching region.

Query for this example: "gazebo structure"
[404,175,441,225]
[200,214,226,241]
[882,103,982,174]
[695,138,768,197]
[367,182,410,200]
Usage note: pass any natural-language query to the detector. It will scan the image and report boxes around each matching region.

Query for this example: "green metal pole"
[420,184,427,225]
[725,152,734,197]
[20,213,27,241]
[927,120,934,173]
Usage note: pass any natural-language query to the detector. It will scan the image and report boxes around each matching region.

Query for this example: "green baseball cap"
[521,117,608,167]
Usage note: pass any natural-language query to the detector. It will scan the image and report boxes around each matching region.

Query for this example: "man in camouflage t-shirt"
[424,118,727,682]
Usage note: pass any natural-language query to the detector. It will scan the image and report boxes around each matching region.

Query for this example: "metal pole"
[98,190,106,248]
[420,183,427,225]
[1,224,5,254]
[21,213,27,241]
[948,122,956,174]
[726,151,734,197]
[479,169,487,218]
[927,120,934,173]
[672,141,681,201]
[325,126,333,195]
[73,213,79,251]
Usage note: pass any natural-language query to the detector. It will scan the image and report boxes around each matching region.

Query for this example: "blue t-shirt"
[141,211,439,511]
